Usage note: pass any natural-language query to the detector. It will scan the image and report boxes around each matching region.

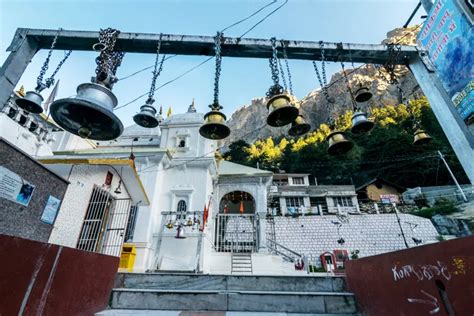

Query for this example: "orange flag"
[239,201,244,215]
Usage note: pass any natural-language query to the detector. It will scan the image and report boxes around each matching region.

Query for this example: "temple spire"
[187,98,196,113]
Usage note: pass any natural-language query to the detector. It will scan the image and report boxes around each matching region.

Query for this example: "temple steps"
[100,273,358,315]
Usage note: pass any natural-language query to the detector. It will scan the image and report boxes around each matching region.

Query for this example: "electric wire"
[115,0,288,111]
[118,55,177,81]
[220,0,278,32]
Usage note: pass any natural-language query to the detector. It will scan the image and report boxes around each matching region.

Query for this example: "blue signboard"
[417,0,474,123]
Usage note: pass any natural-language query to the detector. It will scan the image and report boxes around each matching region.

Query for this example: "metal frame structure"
[0,27,473,183]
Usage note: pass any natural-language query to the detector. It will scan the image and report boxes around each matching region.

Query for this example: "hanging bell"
[186,217,194,227]
[199,109,230,140]
[175,225,186,239]
[327,131,354,155]
[413,129,432,146]
[354,86,373,103]
[50,82,123,140]
[15,90,44,114]
[166,221,174,229]
[133,99,159,128]
[351,112,375,134]
[288,115,311,137]
[266,93,299,127]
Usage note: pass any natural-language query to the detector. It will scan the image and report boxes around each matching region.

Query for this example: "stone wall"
[358,202,419,214]
[0,139,68,242]
[268,213,439,262]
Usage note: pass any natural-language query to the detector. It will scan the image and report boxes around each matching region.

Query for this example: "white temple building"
[1,95,441,275]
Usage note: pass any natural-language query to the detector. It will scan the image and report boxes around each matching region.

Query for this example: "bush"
[414,198,460,218]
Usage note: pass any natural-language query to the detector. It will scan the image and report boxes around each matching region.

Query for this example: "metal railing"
[266,238,303,263]
[214,214,259,253]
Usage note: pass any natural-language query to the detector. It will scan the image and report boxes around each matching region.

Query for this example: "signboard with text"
[0,166,35,206]
[417,0,474,124]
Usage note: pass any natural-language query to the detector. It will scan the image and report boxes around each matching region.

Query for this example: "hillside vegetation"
[223,97,469,188]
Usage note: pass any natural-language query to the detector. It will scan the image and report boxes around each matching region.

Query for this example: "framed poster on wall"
[40,195,61,224]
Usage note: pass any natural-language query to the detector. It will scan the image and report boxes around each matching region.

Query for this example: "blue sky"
[0,0,425,127]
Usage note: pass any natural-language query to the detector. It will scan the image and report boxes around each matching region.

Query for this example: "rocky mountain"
[224,26,423,146]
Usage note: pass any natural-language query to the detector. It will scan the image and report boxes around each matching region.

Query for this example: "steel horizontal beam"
[7,28,419,64]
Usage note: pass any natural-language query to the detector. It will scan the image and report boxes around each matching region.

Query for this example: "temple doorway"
[219,191,255,214]
[215,191,258,253]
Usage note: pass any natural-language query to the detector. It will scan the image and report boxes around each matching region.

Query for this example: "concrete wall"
[48,164,131,248]
[0,139,68,242]
[0,234,118,315]
[345,236,474,316]
[269,214,439,261]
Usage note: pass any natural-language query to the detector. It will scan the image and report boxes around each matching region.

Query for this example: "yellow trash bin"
[119,243,136,272]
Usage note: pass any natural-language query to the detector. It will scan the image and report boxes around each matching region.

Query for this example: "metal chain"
[266,37,283,98]
[281,40,293,95]
[35,28,62,92]
[95,28,122,81]
[148,34,164,101]
[383,44,401,84]
[315,41,335,126]
[212,32,223,109]
[340,61,357,110]
[277,54,288,91]
[44,50,72,89]
[347,43,355,69]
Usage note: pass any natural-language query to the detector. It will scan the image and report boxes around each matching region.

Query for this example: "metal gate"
[76,185,131,257]
[101,197,131,256]
[214,214,259,253]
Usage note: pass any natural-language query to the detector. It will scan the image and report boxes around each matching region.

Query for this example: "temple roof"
[218,160,272,177]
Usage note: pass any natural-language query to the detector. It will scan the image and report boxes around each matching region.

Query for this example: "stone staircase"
[97,273,359,315]
[231,252,253,274]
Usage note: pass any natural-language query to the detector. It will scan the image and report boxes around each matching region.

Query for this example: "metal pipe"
[403,2,422,28]
[6,28,419,64]
[438,150,468,202]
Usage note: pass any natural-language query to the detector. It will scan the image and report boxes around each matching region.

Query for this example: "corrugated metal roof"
[218,161,272,177]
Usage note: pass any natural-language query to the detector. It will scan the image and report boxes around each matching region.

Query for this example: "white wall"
[0,113,53,156]
[48,164,131,249]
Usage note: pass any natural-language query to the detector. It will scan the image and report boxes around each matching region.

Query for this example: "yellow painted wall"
[366,183,400,202]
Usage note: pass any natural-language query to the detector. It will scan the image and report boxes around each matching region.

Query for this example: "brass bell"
[351,111,375,134]
[133,99,159,128]
[354,86,373,103]
[327,131,354,155]
[50,82,124,141]
[199,110,230,140]
[413,129,432,146]
[288,115,311,137]
[266,93,299,127]
[15,91,44,114]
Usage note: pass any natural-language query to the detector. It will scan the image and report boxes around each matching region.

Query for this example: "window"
[285,197,304,208]
[273,179,288,186]
[177,200,187,219]
[292,177,305,185]
[124,205,138,242]
[310,197,328,213]
[333,196,353,207]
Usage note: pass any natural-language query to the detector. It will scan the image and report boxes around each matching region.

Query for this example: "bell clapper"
[199,32,231,140]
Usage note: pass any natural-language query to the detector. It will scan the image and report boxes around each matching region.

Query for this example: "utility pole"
[393,203,410,249]
[438,151,468,202]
